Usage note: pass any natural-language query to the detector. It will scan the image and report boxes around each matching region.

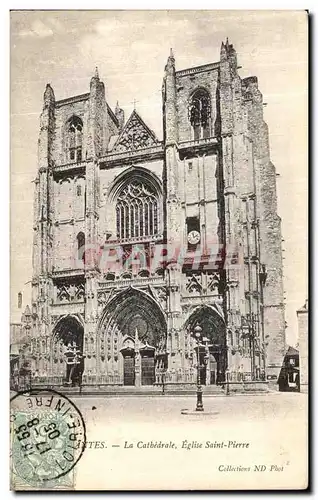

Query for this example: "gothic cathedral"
[31,40,286,391]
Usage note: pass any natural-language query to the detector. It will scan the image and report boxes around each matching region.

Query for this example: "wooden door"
[123,356,135,386]
[141,357,155,386]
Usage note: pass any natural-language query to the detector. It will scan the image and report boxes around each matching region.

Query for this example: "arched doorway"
[185,306,226,385]
[52,315,84,386]
[98,288,167,386]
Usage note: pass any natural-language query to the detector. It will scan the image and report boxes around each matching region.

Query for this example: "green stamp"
[10,389,86,489]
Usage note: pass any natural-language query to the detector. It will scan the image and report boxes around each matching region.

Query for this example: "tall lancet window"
[68,116,83,162]
[188,89,211,140]
[77,232,85,264]
[116,180,159,240]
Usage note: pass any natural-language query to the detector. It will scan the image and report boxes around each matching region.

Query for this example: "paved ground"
[72,391,307,424]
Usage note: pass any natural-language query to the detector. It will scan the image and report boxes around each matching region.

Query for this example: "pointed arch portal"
[185,306,226,385]
[52,315,84,386]
[98,288,167,386]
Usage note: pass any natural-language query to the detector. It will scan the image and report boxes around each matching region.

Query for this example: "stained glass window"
[116,181,159,240]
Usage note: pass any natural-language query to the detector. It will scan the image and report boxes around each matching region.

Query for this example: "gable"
[112,110,159,153]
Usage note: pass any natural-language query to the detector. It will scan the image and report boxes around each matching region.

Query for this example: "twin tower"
[30,40,285,390]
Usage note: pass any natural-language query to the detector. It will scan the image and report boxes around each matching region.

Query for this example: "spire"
[90,66,100,88]
[115,101,125,131]
[220,40,227,61]
[166,47,175,70]
[224,38,237,70]
[220,41,227,61]
[43,83,55,109]
[24,305,31,317]
[21,305,31,325]
[163,47,177,144]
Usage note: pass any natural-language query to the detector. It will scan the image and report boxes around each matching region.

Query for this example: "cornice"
[176,62,220,77]
[99,144,164,168]
[55,93,90,108]
[98,276,165,289]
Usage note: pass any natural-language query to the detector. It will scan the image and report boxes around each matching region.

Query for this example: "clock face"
[187,230,200,245]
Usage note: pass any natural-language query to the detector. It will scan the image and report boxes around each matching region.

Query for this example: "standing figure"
[64,342,76,385]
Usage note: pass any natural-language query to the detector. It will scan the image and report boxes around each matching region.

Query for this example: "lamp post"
[193,324,204,412]
[225,367,230,395]
[202,336,210,385]
[259,264,267,378]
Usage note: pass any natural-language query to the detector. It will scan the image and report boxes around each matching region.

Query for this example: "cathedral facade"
[30,40,286,390]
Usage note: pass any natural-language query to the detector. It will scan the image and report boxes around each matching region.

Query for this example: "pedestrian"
[65,342,76,385]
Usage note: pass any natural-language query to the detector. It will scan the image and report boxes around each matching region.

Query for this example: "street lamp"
[193,324,204,412]
[202,336,210,381]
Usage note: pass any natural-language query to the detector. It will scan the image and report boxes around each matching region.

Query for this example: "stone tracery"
[116,180,159,239]
[56,282,85,303]
[113,111,158,152]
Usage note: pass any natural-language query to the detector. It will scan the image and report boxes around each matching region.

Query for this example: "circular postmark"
[10,389,86,487]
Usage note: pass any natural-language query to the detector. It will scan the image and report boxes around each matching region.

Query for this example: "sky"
[10,10,308,346]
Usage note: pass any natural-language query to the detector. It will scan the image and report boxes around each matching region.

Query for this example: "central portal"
[98,288,167,387]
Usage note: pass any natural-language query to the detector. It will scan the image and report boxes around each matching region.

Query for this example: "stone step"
[25,383,268,397]
[40,384,226,397]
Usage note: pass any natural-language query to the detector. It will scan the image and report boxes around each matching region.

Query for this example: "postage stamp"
[10,389,86,490]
